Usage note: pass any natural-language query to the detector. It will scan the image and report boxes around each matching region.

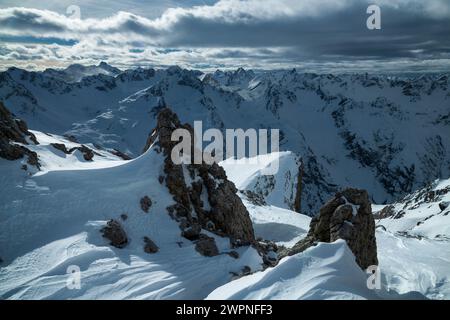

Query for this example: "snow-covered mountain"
[1,65,448,215]
[42,62,122,83]
[1,65,449,300]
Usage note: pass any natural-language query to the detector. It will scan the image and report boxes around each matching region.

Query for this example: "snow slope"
[221,152,300,210]
[209,162,450,300]
[207,240,381,300]
[373,178,450,299]
[0,132,263,299]
[1,137,449,299]
[1,65,449,299]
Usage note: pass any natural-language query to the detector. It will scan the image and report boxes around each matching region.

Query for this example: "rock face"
[0,101,39,168]
[293,161,304,213]
[284,188,378,270]
[144,107,255,247]
[101,219,128,248]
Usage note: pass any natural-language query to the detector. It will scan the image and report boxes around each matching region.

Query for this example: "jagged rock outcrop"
[282,188,378,270]
[101,219,128,248]
[0,101,40,168]
[144,107,255,248]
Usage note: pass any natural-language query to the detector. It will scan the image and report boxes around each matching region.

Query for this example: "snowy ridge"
[207,240,380,300]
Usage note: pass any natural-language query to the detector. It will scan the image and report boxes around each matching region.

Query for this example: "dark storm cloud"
[161,2,449,61]
[0,0,449,71]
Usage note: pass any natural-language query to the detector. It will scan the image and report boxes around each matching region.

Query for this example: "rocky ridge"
[0,101,39,168]
[144,107,256,256]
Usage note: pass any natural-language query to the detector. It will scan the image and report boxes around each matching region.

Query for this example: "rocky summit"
[146,107,255,251]
[283,188,378,270]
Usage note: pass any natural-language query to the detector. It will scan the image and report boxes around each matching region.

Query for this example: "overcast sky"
[0,0,449,72]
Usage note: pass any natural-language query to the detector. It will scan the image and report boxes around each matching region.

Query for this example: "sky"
[0,0,449,73]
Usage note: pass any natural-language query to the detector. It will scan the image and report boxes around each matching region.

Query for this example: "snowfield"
[0,133,264,299]
[1,138,449,299]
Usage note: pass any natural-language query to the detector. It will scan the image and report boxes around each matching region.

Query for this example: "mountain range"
[0,63,449,300]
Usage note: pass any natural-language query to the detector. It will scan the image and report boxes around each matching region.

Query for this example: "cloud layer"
[0,0,449,72]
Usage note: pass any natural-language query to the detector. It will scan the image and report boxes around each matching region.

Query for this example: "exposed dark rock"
[51,143,70,154]
[293,160,304,213]
[80,145,94,161]
[195,235,219,257]
[52,142,98,162]
[393,210,406,219]
[439,201,449,211]
[146,107,255,247]
[227,251,239,259]
[120,213,128,221]
[282,188,378,270]
[68,145,94,161]
[253,240,279,267]
[241,266,252,276]
[373,205,395,219]
[241,190,267,206]
[111,148,132,160]
[0,101,40,168]
[143,236,159,253]
[100,219,128,248]
[181,223,202,240]
[140,196,152,213]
